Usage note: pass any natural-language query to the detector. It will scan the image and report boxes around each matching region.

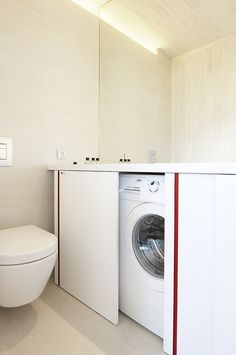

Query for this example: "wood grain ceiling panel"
[101,0,236,57]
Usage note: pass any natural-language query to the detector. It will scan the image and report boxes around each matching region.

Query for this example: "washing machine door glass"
[132,214,164,278]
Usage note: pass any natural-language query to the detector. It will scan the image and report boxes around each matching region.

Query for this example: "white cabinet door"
[163,173,175,355]
[178,174,216,355]
[214,175,236,355]
[59,171,119,325]
[177,174,236,355]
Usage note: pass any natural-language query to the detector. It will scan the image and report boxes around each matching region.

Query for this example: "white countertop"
[48,162,236,174]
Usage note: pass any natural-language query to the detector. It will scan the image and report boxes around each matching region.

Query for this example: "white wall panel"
[0,0,99,231]
[171,34,236,162]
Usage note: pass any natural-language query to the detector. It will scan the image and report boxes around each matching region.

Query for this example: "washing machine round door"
[132,213,164,278]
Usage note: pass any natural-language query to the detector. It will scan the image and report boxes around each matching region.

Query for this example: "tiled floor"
[0,280,165,355]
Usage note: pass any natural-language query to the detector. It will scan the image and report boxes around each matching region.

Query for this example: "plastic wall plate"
[0,137,13,167]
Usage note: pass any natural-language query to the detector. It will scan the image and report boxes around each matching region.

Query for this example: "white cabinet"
[58,171,119,325]
[52,169,236,354]
[177,174,236,355]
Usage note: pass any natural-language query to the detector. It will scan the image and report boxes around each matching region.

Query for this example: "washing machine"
[119,174,165,337]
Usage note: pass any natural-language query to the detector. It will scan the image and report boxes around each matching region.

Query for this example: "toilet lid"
[0,225,57,265]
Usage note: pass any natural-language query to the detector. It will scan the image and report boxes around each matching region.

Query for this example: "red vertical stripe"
[57,171,61,286]
[173,173,179,355]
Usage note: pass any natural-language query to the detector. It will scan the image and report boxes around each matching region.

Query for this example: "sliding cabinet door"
[214,175,236,355]
[177,174,216,355]
[59,171,119,325]
[177,174,236,355]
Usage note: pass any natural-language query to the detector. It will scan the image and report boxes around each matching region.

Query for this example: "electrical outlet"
[57,148,66,160]
[148,150,157,163]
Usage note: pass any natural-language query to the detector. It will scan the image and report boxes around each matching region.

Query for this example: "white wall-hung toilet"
[0,225,57,307]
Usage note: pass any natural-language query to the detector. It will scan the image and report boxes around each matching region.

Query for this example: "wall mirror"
[98,1,171,163]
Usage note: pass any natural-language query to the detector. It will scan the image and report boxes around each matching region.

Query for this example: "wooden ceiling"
[100,0,236,57]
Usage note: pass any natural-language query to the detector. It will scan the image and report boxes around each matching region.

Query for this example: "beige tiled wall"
[0,0,99,230]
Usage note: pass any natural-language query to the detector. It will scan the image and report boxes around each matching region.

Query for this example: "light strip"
[71,0,100,15]
[71,0,159,55]
[100,11,158,55]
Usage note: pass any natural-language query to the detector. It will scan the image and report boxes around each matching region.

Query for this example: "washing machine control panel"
[120,174,165,203]
[148,180,160,193]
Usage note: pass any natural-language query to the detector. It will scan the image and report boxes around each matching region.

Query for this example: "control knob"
[148,180,160,193]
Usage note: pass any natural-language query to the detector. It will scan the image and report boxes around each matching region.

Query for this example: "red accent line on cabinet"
[173,173,179,355]
[57,171,61,286]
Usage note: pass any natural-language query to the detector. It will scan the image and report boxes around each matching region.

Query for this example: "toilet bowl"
[0,225,57,307]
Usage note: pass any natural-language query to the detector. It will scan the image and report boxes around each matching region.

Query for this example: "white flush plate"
[0,137,13,166]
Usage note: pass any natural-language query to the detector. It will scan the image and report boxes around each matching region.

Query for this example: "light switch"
[0,144,7,160]
[0,138,12,166]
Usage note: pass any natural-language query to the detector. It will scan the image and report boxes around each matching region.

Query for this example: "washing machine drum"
[132,214,164,278]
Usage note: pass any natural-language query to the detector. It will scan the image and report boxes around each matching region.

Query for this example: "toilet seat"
[0,225,57,266]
